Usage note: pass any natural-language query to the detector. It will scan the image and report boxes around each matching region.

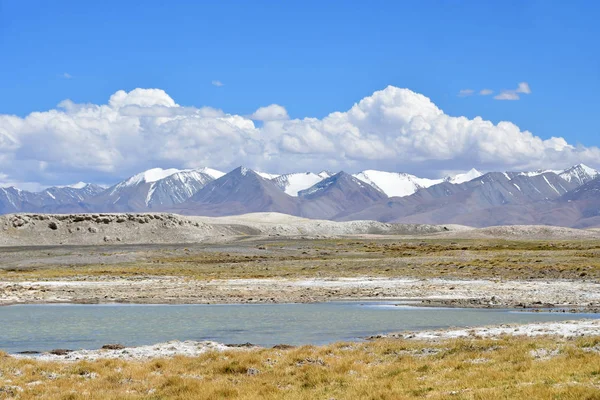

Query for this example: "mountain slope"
[41,184,105,205]
[175,167,299,216]
[88,168,216,212]
[0,184,104,214]
[338,171,578,226]
[298,172,387,219]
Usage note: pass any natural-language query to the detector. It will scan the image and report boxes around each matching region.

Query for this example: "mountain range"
[2,164,599,228]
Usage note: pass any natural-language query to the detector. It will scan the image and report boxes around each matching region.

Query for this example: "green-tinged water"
[0,302,597,353]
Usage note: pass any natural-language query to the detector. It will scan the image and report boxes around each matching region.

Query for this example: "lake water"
[0,302,597,353]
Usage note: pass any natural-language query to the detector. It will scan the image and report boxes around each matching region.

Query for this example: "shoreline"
[10,318,600,362]
[2,297,599,314]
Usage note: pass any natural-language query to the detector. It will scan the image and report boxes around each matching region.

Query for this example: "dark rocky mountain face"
[176,167,299,216]
[554,177,600,227]
[561,176,600,202]
[297,172,387,219]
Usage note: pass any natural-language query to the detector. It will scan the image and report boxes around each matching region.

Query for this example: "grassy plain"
[2,238,600,281]
[1,336,600,400]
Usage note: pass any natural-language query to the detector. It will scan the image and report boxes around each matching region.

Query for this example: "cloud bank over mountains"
[0,86,598,189]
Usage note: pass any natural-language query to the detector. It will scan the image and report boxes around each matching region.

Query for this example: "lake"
[0,302,597,353]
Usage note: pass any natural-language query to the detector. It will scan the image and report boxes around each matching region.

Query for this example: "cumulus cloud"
[458,89,474,97]
[211,80,224,87]
[62,73,72,79]
[479,89,493,96]
[0,85,597,188]
[494,82,532,100]
[250,104,289,121]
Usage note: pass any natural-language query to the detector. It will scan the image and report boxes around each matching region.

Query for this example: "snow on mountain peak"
[125,168,182,186]
[518,164,599,185]
[317,171,334,179]
[273,172,325,196]
[559,163,599,185]
[197,167,225,180]
[54,182,91,189]
[353,170,443,197]
[572,163,598,177]
[68,182,89,189]
[256,171,280,180]
[447,168,483,184]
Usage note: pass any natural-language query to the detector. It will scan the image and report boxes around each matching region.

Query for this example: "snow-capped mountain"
[2,163,600,228]
[519,164,599,186]
[41,183,105,204]
[352,169,484,198]
[298,172,386,219]
[445,168,483,184]
[0,183,104,214]
[558,164,599,186]
[144,169,217,208]
[0,187,45,214]
[178,167,297,216]
[341,171,579,226]
[353,170,443,197]
[89,167,217,211]
[272,172,325,196]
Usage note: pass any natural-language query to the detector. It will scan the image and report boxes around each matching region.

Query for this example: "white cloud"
[494,82,532,100]
[0,85,596,188]
[211,80,224,87]
[62,73,72,79]
[479,89,493,96]
[251,104,289,121]
[516,82,531,94]
[458,89,474,97]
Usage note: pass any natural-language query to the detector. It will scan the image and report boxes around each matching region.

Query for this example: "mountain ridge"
[0,164,597,228]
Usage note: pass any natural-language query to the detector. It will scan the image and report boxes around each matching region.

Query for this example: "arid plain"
[1,213,599,399]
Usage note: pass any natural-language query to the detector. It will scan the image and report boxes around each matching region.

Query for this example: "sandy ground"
[2,276,599,311]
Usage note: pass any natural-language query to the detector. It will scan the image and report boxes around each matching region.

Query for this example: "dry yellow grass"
[1,336,600,399]
[2,238,600,282]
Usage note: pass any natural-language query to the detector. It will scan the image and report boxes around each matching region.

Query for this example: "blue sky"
[0,0,599,187]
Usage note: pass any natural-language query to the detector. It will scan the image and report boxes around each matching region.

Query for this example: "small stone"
[49,349,72,356]
[101,344,125,350]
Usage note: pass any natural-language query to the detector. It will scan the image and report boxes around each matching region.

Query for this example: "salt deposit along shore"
[1,276,599,312]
